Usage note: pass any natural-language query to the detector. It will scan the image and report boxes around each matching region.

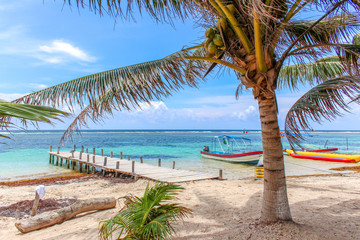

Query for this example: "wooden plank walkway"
[49,150,219,183]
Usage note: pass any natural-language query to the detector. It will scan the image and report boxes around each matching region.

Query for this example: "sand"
[1,173,360,240]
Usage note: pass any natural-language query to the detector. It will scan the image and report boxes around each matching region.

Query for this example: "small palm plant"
[99,183,191,240]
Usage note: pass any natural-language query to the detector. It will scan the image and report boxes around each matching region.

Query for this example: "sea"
[1,130,360,181]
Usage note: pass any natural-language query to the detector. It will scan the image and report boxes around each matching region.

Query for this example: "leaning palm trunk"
[258,96,291,222]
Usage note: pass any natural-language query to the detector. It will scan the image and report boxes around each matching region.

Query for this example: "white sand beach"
[1,172,360,240]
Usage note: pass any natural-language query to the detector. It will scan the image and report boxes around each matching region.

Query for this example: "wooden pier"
[48,146,219,183]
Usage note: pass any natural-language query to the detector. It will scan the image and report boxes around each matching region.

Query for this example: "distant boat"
[283,147,338,155]
[201,135,262,163]
[286,149,360,163]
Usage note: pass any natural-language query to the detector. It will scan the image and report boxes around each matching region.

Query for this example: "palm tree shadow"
[174,189,264,239]
[174,185,360,239]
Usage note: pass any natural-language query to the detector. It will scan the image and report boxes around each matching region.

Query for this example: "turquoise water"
[1,130,360,180]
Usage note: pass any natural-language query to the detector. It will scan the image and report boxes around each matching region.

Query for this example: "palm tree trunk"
[258,96,292,223]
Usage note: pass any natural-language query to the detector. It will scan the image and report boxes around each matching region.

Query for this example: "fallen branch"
[15,197,116,233]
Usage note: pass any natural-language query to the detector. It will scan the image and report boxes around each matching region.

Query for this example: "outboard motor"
[203,146,209,152]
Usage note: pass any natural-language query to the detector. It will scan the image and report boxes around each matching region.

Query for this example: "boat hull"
[286,149,360,163]
[201,151,263,163]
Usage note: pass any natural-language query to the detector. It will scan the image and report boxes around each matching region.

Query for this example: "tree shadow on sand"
[174,186,360,239]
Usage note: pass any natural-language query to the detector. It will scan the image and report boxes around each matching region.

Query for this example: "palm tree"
[99,183,191,240]
[0,100,68,139]
[12,1,360,222]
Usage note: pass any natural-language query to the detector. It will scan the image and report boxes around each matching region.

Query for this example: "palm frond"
[284,76,360,147]
[283,14,360,49]
[99,183,190,240]
[278,56,346,90]
[14,50,207,135]
[71,0,197,24]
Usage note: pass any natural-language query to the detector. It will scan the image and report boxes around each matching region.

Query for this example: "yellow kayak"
[286,149,360,163]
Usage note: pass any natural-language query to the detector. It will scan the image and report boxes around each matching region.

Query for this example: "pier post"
[92,165,95,174]
[86,148,88,153]
[110,152,113,158]
[79,163,82,173]
[52,155,55,164]
[132,161,135,173]
[56,156,59,166]
[101,149,104,156]
[87,154,89,162]
[140,156,143,163]
[79,151,83,159]
[49,154,52,164]
[104,157,107,166]
[92,155,95,163]
[120,152,123,159]
[60,158,63,166]
[72,160,75,170]
[49,145,52,152]
[71,151,74,158]
[57,146,60,154]
[93,148,95,155]
[158,158,161,167]
[81,145,84,152]
[172,161,175,169]
[219,169,223,180]
[74,145,76,151]
[67,159,70,169]
[116,161,120,169]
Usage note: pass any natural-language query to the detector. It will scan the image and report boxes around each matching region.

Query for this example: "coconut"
[353,33,360,46]
[213,34,224,47]
[207,42,217,55]
[205,28,215,39]
[217,18,228,30]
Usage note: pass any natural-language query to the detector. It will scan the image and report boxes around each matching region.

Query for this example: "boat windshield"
[213,135,252,153]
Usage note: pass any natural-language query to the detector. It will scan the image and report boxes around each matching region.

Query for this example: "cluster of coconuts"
[205,17,235,58]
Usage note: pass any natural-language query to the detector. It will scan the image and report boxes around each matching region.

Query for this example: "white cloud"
[0,93,25,101]
[29,83,48,89]
[39,40,96,63]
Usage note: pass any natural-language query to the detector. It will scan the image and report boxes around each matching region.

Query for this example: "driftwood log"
[15,197,116,233]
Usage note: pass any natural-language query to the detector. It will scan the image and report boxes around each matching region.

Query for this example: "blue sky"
[0,0,359,131]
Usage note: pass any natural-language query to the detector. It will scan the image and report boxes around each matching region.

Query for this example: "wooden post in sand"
[120,152,123,159]
[93,148,95,155]
[103,157,107,166]
[74,145,76,151]
[140,156,143,163]
[172,161,175,169]
[116,161,120,169]
[158,158,161,167]
[101,149,104,156]
[219,169,223,180]
[132,161,135,173]
[31,192,40,216]
[110,152,113,158]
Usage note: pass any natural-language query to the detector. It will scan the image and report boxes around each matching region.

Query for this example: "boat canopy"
[215,135,251,141]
